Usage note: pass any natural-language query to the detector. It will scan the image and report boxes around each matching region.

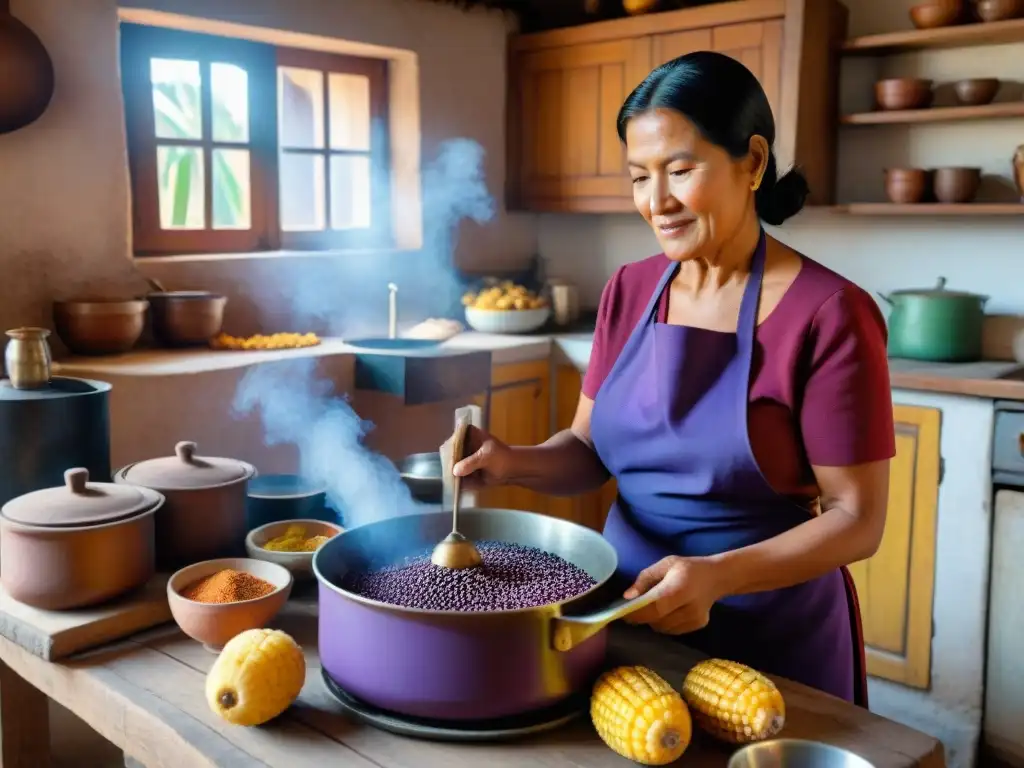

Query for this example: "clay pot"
[909,0,963,28]
[976,0,1023,21]
[0,468,163,610]
[114,441,256,570]
[146,291,227,348]
[0,3,55,134]
[933,167,981,203]
[885,168,932,204]
[875,78,933,111]
[623,0,659,14]
[953,78,1000,106]
[1012,145,1024,201]
[53,299,148,356]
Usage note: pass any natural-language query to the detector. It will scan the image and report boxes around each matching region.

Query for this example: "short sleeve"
[581,266,627,400]
[800,287,896,466]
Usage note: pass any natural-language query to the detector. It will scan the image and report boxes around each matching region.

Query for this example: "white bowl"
[464,306,550,334]
[244,519,344,580]
[167,557,293,652]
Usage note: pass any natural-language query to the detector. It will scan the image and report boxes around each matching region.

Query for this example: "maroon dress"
[584,241,895,706]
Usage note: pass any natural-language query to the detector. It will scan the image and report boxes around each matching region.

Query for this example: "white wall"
[539,1,1024,317]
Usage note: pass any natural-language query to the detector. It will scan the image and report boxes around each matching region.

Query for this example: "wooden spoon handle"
[449,418,470,533]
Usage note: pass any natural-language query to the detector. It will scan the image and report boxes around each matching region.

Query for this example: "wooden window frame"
[120,23,391,257]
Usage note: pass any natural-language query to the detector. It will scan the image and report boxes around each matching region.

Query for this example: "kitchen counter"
[0,597,944,768]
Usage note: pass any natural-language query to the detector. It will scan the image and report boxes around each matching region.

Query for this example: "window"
[120,23,391,256]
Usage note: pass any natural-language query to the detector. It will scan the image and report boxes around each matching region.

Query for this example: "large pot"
[313,508,660,721]
[879,276,988,362]
[0,467,162,610]
[0,375,113,508]
[114,441,256,570]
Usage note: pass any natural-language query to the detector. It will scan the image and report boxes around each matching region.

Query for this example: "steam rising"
[234,139,496,530]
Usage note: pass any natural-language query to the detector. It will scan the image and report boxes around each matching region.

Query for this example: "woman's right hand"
[440,425,513,490]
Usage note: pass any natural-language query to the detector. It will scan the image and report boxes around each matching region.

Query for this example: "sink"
[344,338,442,351]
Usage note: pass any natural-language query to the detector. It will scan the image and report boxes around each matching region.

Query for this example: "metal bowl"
[728,739,876,768]
[398,451,443,503]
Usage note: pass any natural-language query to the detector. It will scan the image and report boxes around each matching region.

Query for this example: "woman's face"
[625,108,761,263]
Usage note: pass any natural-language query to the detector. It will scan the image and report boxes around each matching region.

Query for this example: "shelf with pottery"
[841,15,1024,54]
[506,0,848,212]
[841,101,1024,125]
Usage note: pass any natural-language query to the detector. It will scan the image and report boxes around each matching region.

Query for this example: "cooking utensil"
[114,441,256,570]
[0,376,113,508]
[53,299,148,356]
[246,473,330,530]
[431,419,483,569]
[933,166,981,203]
[728,739,877,768]
[146,291,227,347]
[4,327,51,389]
[874,78,933,111]
[399,452,444,503]
[0,0,55,135]
[884,168,931,204]
[0,467,162,610]
[245,518,344,581]
[953,78,1000,106]
[879,276,988,362]
[167,557,292,652]
[313,507,666,721]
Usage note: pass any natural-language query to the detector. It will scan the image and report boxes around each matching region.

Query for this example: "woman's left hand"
[621,556,725,635]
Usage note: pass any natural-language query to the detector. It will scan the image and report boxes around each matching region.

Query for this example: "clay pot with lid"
[114,441,256,570]
[0,468,163,610]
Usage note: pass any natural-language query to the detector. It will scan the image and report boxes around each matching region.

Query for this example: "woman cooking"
[447,51,894,706]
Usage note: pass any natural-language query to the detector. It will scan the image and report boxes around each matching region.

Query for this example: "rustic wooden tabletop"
[0,597,946,768]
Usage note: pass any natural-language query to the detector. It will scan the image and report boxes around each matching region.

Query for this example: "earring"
[751,177,762,192]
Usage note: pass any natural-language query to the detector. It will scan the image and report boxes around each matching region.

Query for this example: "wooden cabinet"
[507,0,848,212]
[847,404,940,690]
[544,365,618,531]
[475,360,551,514]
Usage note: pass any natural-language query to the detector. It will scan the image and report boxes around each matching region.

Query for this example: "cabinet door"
[509,39,652,211]
[544,365,617,531]
[476,360,551,514]
[650,21,783,158]
[847,404,940,690]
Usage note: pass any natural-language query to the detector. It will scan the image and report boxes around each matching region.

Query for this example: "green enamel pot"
[879,276,988,362]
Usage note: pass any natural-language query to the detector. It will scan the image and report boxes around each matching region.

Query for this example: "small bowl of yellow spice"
[245,519,344,580]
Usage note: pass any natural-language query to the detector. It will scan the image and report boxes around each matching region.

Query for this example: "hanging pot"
[878,276,988,362]
[0,0,56,135]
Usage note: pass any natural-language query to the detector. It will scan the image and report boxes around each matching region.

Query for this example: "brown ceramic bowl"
[875,78,934,111]
[885,168,932,204]
[168,557,292,652]
[910,0,963,28]
[933,167,982,203]
[953,78,1000,106]
[976,0,1023,21]
[147,291,227,348]
[53,299,148,355]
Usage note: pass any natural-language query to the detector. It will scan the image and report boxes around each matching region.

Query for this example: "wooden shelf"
[841,101,1024,125]
[842,17,1024,55]
[833,203,1024,215]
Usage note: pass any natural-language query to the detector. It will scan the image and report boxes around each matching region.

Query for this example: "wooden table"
[0,598,945,768]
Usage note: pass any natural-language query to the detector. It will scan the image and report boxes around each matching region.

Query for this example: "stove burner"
[320,669,587,742]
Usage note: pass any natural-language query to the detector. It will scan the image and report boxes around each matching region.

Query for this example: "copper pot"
[934,167,981,203]
[114,441,256,570]
[146,291,227,348]
[885,168,932,204]
[874,78,933,111]
[0,468,162,610]
[53,299,149,356]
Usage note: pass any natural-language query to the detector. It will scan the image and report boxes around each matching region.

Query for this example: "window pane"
[330,154,372,230]
[156,145,204,229]
[279,67,324,149]
[212,149,251,230]
[151,59,202,140]
[328,74,370,151]
[280,152,325,231]
[211,63,249,143]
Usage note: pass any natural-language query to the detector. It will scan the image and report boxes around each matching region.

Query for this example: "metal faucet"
[387,283,398,339]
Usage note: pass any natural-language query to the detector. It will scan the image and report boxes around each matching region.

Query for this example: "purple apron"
[590,230,857,702]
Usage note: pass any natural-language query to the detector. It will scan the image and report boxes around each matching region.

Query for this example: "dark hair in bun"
[616,50,809,226]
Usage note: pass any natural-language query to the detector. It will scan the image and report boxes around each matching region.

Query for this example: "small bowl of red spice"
[167,557,293,652]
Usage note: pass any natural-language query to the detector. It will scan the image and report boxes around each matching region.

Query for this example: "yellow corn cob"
[591,666,692,765]
[681,658,786,744]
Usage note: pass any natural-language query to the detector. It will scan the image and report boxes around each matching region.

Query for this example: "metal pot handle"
[551,583,669,652]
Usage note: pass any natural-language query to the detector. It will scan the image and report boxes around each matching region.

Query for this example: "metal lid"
[889,276,987,300]
[119,441,254,489]
[1,468,154,527]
